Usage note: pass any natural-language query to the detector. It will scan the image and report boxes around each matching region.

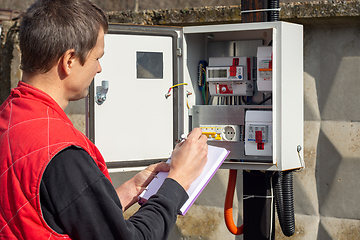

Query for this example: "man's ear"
[61,49,77,76]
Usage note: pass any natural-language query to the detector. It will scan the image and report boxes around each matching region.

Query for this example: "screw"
[297,145,302,152]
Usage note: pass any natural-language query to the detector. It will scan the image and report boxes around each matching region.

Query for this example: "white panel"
[94,34,173,162]
[272,26,280,169]
[280,22,304,170]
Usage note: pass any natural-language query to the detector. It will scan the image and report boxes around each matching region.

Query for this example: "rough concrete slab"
[106,1,360,26]
[319,216,360,239]
[304,72,321,121]
[108,6,242,26]
[317,121,360,219]
[281,0,360,20]
[303,25,360,122]
[176,205,242,240]
[0,20,21,104]
[195,169,242,209]
[65,99,87,134]
[275,214,319,239]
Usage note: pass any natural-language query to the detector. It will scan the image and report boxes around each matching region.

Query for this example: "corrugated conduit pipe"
[268,0,280,21]
[224,169,244,235]
[273,171,295,237]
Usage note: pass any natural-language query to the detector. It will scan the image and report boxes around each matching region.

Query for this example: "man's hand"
[133,162,170,193]
[116,128,207,210]
[116,162,169,211]
[167,128,208,191]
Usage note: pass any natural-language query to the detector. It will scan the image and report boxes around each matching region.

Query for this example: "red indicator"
[230,66,237,76]
[230,58,240,77]
[255,131,264,150]
[219,84,233,94]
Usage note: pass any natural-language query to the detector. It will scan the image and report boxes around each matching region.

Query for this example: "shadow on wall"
[304,25,360,122]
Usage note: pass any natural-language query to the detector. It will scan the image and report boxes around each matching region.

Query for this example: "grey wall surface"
[1,2,360,239]
[299,23,360,239]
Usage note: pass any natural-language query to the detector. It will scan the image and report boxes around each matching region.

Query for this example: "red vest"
[0,82,111,239]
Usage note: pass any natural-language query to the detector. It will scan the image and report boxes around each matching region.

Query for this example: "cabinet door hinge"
[177,48,182,57]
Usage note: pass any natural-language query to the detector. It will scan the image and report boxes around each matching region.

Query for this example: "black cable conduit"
[268,0,279,22]
[273,171,295,237]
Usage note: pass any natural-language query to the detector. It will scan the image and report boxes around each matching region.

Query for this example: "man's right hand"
[167,128,208,191]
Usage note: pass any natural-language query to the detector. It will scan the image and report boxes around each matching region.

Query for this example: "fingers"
[146,162,170,174]
[167,128,209,191]
[154,162,170,172]
[176,128,207,148]
[186,127,204,140]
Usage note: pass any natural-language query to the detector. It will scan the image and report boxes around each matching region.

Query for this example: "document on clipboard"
[138,145,230,215]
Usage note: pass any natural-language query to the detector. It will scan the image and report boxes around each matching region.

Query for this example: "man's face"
[66,29,105,101]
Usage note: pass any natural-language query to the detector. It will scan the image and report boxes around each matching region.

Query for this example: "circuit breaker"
[244,110,272,156]
[257,46,272,92]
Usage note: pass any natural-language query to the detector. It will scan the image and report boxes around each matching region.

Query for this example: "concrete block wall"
[1,1,360,239]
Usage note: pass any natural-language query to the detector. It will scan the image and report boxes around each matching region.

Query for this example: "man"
[0,0,208,239]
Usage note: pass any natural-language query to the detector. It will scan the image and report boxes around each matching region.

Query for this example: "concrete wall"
[1,1,360,239]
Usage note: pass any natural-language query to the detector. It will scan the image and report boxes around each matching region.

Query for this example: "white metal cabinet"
[87,22,304,171]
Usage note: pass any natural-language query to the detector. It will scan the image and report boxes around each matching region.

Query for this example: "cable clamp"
[241,8,281,14]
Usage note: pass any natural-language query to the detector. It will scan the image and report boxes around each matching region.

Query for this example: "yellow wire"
[170,83,188,89]
[167,83,190,109]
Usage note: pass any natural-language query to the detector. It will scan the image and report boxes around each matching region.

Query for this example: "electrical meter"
[206,57,255,96]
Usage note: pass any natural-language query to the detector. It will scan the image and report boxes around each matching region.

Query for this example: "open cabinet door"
[88,25,180,169]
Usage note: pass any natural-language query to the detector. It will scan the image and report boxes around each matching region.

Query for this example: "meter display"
[208,69,228,78]
[207,66,244,81]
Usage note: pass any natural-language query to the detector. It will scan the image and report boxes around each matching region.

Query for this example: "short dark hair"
[19,0,108,74]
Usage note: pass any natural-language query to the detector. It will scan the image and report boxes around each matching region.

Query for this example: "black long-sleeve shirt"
[40,146,188,240]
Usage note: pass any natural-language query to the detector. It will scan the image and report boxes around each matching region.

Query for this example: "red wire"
[224,169,244,235]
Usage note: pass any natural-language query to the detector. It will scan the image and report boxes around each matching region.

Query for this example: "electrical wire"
[186,91,191,109]
[201,68,207,104]
[224,169,244,235]
[165,83,188,98]
[165,82,192,109]
[242,94,272,105]
[171,83,188,89]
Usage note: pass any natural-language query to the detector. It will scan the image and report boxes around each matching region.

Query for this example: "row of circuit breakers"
[201,46,272,157]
